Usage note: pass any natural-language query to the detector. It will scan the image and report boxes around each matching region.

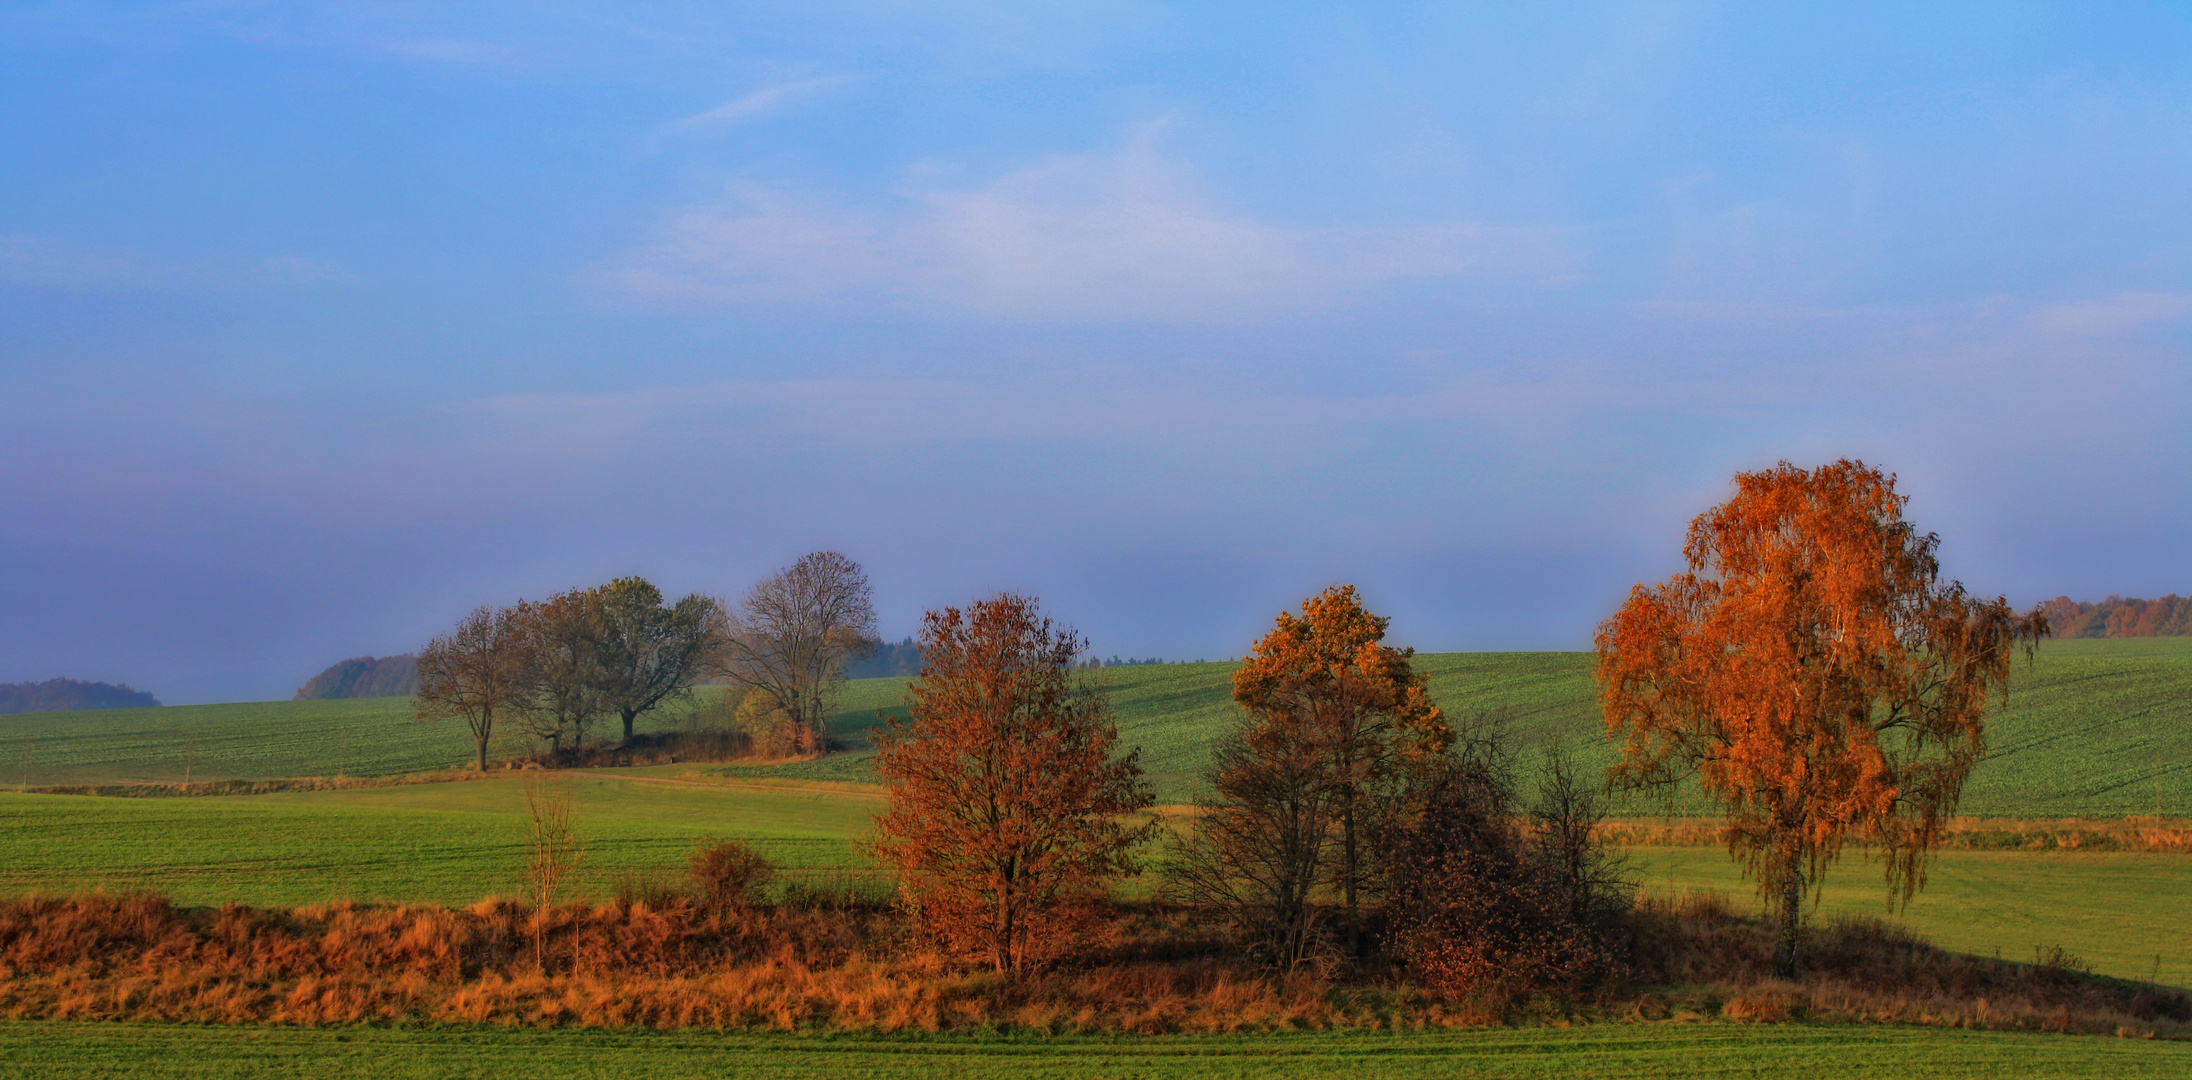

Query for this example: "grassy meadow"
[1,770,2183,987]
[9,638,2187,813]
[8,1022,2192,1079]
[0,638,2185,1051]
[0,774,879,909]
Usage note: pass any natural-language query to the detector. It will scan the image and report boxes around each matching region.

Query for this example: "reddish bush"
[689,839,775,911]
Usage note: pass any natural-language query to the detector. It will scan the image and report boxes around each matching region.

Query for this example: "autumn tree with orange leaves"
[871,594,1153,975]
[1180,586,1450,964]
[1596,460,2046,976]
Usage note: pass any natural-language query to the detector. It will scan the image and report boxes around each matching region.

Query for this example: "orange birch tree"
[871,594,1153,975]
[1595,460,2046,976]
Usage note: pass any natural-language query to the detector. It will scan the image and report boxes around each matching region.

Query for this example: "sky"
[2,2,2188,704]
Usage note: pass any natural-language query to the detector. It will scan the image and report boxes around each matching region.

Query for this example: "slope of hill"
[0,679,159,714]
[3,640,2186,816]
[294,655,418,700]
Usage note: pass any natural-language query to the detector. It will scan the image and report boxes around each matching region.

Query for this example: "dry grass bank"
[0,892,2185,1038]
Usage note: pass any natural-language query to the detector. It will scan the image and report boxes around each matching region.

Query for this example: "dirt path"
[587,771,888,799]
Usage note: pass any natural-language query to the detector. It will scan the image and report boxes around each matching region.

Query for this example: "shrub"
[689,838,775,911]
[1375,738,1621,1004]
[734,691,807,758]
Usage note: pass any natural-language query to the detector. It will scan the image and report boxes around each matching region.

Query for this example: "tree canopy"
[1595,459,2046,975]
[871,593,1152,975]
[416,605,527,772]
[589,577,718,747]
[1173,585,1450,965]
[712,552,879,753]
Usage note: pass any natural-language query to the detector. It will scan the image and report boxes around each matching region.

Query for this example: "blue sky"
[3,2,2187,703]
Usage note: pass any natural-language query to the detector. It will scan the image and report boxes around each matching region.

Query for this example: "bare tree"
[521,778,584,969]
[713,552,880,753]
[417,604,526,772]
[511,590,608,761]
[588,577,718,747]
[1166,715,1339,970]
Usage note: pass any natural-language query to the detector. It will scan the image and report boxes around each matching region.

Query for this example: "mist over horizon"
[4,3,2187,705]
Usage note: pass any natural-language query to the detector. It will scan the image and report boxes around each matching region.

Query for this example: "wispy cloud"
[675,76,859,128]
[2035,291,2192,334]
[589,127,1577,321]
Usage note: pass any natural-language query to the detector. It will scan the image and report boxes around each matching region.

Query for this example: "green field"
[0,774,877,908]
[1626,847,2192,988]
[0,769,2186,988]
[0,640,2185,998]
[4,1021,2188,1079]
[8,639,2188,814]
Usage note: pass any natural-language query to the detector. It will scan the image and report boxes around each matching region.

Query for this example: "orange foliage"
[1594,460,2046,975]
[1227,585,1450,958]
[871,594,1154,975]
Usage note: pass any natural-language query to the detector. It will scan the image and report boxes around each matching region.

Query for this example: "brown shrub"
[1376,749,1621,1004]
[688,839,775,911]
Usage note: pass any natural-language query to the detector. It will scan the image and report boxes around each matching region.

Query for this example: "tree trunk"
[1342,803,1362,960]
[621,710,637,746]
[1772,861,1804,978]
[475,735,488,773]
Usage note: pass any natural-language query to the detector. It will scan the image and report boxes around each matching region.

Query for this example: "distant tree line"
[416,552,879,770]
[294,655,419,700]
[0,678,160,714]
[843,638,922,679]
[2038,594,2191,638]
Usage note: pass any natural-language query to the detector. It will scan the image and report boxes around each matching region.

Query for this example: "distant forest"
[844,639,923,679]
[294,655,420,700]
[0,678,160,714]
[2040,595,2192,638]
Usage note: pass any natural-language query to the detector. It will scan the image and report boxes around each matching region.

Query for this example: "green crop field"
[4,1021,2189,1079]
[0,639,2186,989]
[0,775,878,909]
[0,643,2188,1071]
[1,770,2186,987]
[6,640,2186,814]
[1626,847,2192,988]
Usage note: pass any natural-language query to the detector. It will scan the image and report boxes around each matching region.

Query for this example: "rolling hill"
[1,639,2185,817]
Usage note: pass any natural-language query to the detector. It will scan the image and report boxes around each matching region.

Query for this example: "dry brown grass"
[0,893,1423,1031]
[1598,816,2192,853]
[0,890,2185,1037]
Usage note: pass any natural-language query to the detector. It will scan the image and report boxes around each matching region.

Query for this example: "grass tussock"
[1599,816,2192,853]
[0,890,2186,1037]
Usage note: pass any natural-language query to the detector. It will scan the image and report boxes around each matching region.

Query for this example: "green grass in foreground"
[5,640,2187,814]
[3,1021,2188,1079]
